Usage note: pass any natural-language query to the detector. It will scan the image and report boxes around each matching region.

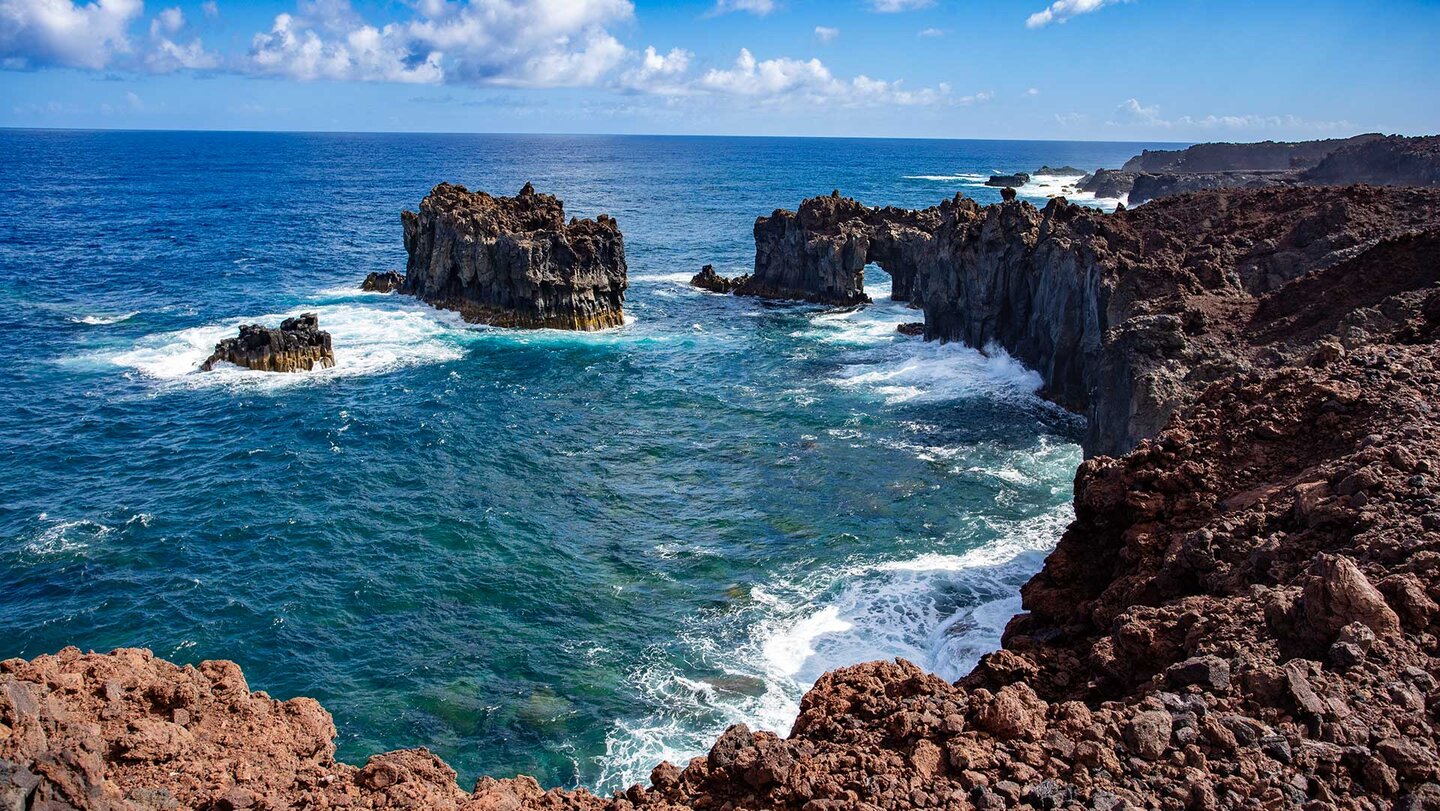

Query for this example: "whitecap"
[71,311,140,326]
[1014,173,1127,212]
[831,340,1042,405]
[595,505,1076,791]
[23,518,114,557]
[101,299,474,390]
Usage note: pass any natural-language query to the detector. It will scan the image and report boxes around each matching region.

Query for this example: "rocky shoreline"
[6,183,1440,810]
[1072,134,1440,206]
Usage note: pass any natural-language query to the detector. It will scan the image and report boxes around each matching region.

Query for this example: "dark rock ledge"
[198,312,334,373]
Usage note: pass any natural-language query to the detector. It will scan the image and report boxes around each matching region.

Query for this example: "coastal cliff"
[6,185,1440,811]
[1078,134,1440,205]
[743,192,940,304]
[399,183,628,330]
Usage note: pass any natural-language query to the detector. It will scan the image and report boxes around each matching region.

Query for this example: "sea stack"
[360,270,404,293]
[199,313,334,373]
[399,182,627,330]
[690,264,749,294]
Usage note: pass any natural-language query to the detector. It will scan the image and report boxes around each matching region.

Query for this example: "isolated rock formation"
[361,270,404,293]
[985,172,1031,188]
[399,182,627,330]
[198,313,334,373]
[690,264,748,294]
[1075,169,1137,200]
[1036,165,1084,176]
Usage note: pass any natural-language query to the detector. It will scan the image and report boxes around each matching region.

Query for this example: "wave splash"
[100,298,474,390]
[595,506,1072,792]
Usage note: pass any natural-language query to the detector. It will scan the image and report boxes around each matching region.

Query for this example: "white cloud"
[1026,0,1127,29]
[1026,87,1040,96]
[813,25,838,43]
[871,0,933,11]
[1108,98,1354,133]
[917,27,944,37]
[708,0,775,16]
[697,48,951,106]
[618,45,692,93]
[247,0,634,87]
[0,0,144,69]
[202,1,219,18]
[145,6,219,71]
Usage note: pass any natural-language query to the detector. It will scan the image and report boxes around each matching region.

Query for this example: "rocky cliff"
[742,191,940,305]
[399,183,627,330]
[1080,134,1440,206]
[198,313,334,373]
[7,186,1440,811]
[1302,135,1440,188]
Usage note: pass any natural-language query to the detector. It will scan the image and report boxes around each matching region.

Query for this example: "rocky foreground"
[198,313,334,373]
[6,185,1440,810]
[398,183,628,330]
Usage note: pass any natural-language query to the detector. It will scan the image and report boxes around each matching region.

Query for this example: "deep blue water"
[0,130,1164,791]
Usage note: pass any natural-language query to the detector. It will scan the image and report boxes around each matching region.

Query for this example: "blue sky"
[1,0,1437,139]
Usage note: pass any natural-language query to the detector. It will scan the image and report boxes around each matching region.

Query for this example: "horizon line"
[0,125,1211,146]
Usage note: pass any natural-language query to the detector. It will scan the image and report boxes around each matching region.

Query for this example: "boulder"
[198,313,334,373]
[360,271,404,293]
[690,264,748,294]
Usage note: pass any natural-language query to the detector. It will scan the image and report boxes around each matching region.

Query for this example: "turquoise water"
[0,131,1159,790]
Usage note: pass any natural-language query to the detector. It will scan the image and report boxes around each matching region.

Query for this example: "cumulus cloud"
[1026,0,1127,29]
[917,27,944,37]
[247,0,633,86]
[0,0,143,69]
[871,0,933,11]
[145,6,219,72]
[696,48,951,106]
[813,25,838,43]
[1109,98,1354,133]
[708,0,775,16]
[618,45,692,94]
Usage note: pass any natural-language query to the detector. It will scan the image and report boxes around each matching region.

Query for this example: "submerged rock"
[399,182,627,330]
[360,270,404,293]
[198,313,334,373]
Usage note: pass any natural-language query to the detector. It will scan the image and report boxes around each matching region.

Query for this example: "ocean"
[0,130,1166,791]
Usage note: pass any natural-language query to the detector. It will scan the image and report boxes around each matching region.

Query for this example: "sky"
[1,0,1437,140]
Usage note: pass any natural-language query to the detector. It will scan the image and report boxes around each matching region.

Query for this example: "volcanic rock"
[1302,134,1440,187]
[361,270,404,293]
[1036,165,1084,176]
[896,322,925,336]
[984,172,1031,188]
[198,313,334,373]
[399,182,627,330]
[744,191,940,304]
[690,264,748,294]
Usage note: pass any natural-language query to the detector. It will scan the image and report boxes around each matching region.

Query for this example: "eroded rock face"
[198,313,334,373]
[400,183,627,330]
[1302,134,1440,187]
[743,191,940,305]
[916,185,1440,457]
